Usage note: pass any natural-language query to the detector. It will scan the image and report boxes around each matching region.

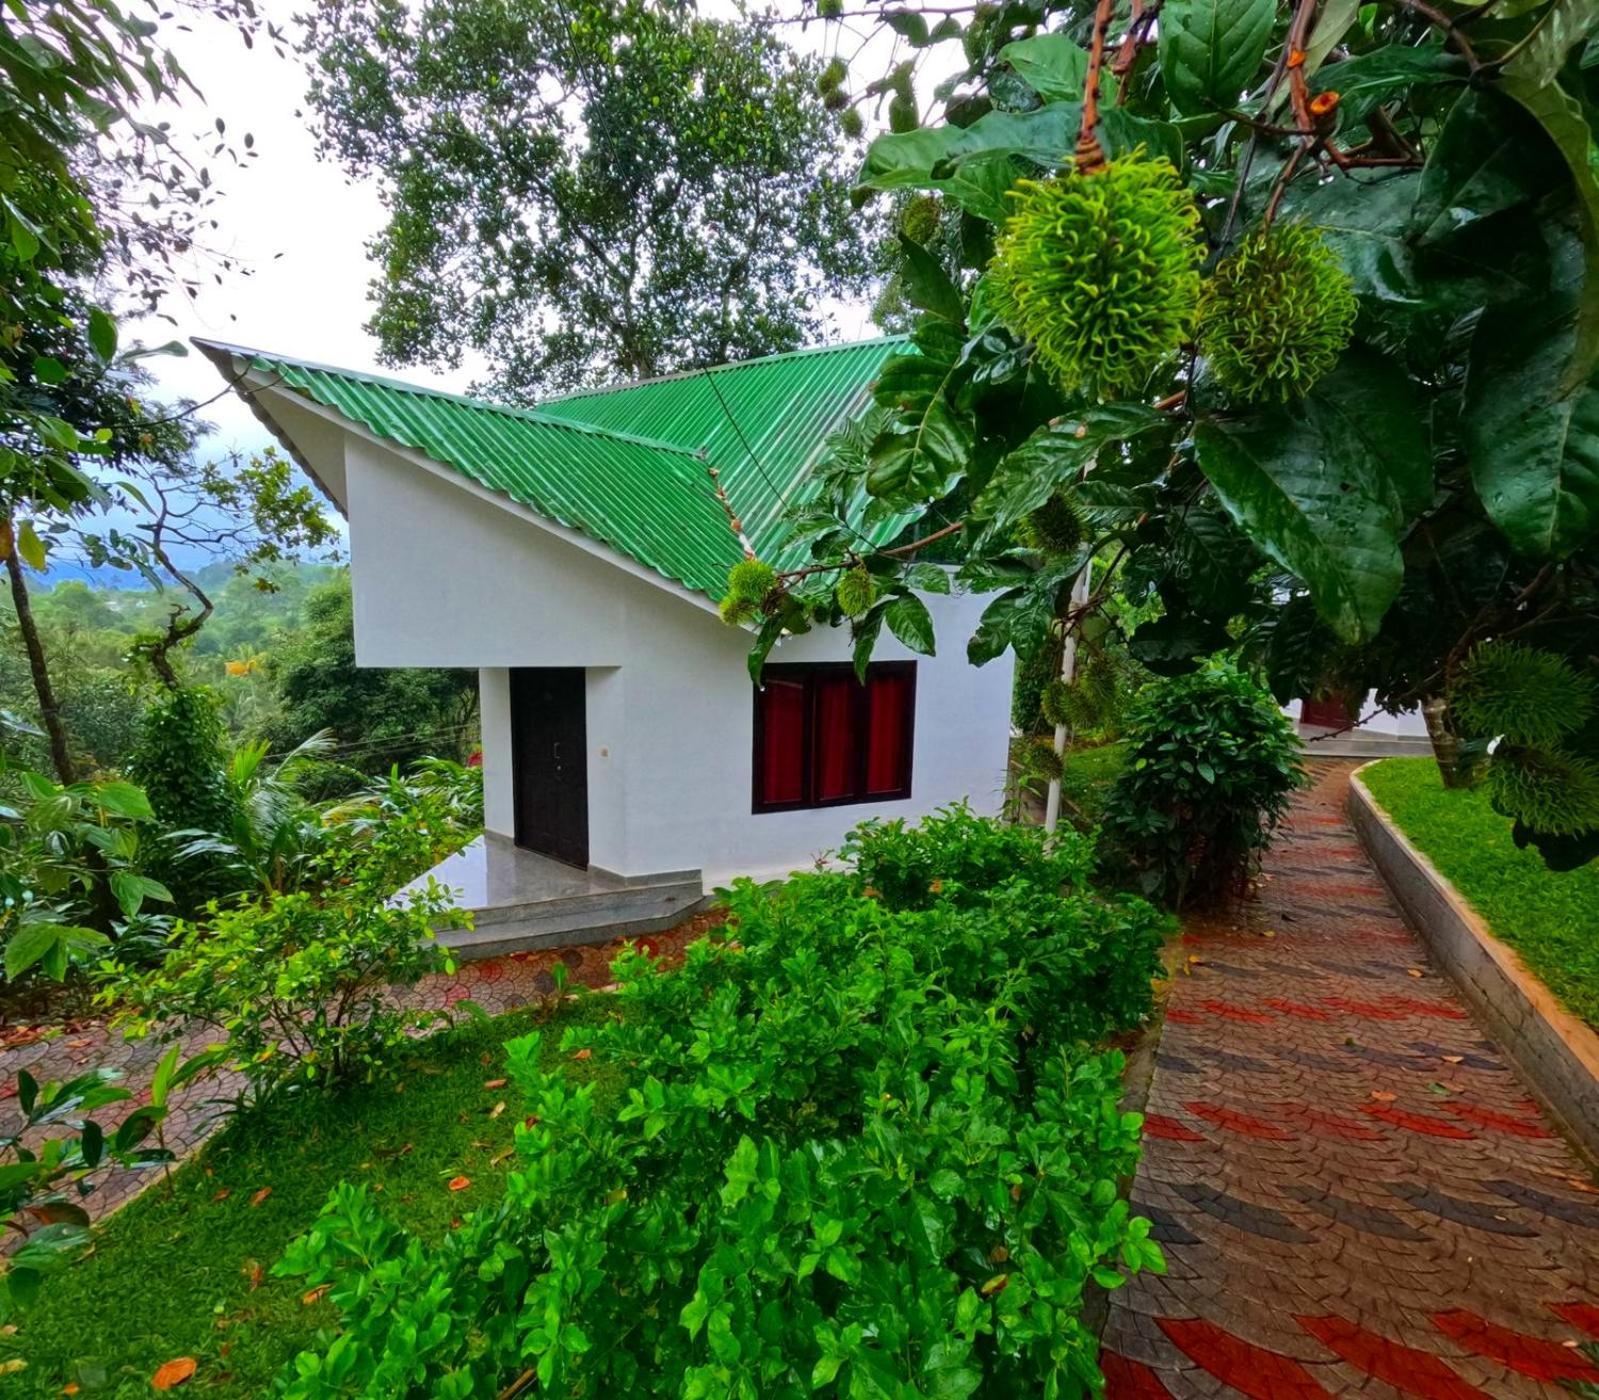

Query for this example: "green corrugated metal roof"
[196,336,905,603]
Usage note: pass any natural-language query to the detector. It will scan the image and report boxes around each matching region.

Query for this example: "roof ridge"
[190,337,710,461]
[535,334,909,407]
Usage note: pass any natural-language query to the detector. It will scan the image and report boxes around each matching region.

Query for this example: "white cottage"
[198,337,1014,952]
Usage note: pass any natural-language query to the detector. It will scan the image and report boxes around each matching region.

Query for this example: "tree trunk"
[4,544,75,784]
[1421,694,1480,790]
[1043,566,1093,835]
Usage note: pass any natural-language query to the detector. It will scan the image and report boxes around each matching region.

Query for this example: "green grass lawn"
[4,1000,615,1397]
[1360,757,1599,1029]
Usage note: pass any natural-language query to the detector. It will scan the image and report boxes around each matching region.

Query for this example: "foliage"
[0,769,170,983]
[112,881,464,1100]
[1196,223,1357,403]
[989,156,1204,398]
[1100,665,1306,906]
[296,0,873,399]
[3,1004,616,1396]
[318,758,485,895]
[0,1066,173,1319]
[843,799,1093,908]
[274,812,1167,1396]
[774,0,1599,866]
[127,687,238,902]
[1359,758,1599,1028]
[167,731,338,901]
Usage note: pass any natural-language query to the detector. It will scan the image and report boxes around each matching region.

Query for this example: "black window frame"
[750,661,917,814]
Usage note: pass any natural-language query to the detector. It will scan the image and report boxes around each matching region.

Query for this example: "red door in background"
[1299,697,1354,729]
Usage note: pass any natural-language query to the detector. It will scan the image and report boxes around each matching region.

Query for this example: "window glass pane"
[759,679,805,805]
[866,671,911,795]
[813,675,860,801]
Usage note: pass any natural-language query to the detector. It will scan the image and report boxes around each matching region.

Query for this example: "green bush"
[274,812,1168,1397]
[1099,664,1305,907]
[842,800,1093,909]
[112,879,464,1098]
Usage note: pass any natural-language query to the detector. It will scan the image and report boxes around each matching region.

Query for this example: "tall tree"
[297,0,875,398]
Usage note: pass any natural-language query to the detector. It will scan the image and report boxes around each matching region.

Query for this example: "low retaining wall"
[1348,766,1599,1164]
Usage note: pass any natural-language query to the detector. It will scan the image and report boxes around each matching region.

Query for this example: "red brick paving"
[1103,762,1599,1400]
[0,912,716,1222]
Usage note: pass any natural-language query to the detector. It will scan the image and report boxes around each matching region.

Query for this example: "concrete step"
[439,875,709,959]
[1298,737,1435,758]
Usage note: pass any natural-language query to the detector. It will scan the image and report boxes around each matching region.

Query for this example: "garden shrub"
[275,812,1168,1397]
[842,800,1093,909]
[1099,664,1305,907]
[112,879,464,1097]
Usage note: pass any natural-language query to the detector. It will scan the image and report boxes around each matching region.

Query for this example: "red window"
[752,662,916,812]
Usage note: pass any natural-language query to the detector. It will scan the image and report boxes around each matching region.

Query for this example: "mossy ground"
[1360,758,1599,1029]
[4,999,615,1397]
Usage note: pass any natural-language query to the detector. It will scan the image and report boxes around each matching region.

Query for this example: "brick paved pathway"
[1104,761,1599,1399]
[0,916,710,1221]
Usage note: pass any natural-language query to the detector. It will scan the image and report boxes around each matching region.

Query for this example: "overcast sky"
[128,0,916,460]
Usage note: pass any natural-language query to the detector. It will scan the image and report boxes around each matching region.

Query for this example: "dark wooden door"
[1299,697,1355,729]
[509,668,588,868]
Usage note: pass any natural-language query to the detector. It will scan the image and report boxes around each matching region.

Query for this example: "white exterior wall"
[341,435,1014,886]
[1281,696,1430,737]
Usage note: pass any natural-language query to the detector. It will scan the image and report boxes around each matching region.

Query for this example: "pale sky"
[126,0,931,459]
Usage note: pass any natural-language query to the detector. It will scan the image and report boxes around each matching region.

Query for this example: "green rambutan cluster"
[1016,493,1083,554]
[1196,223,1357,404]
[1451,642,1594,747]
[1489,749,1599,837]
[987,153,1204,399]
[718,557,776,626]
[836,565,876,619]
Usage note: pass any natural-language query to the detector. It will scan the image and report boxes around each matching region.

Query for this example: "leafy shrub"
[842,800,1093,909]
[0,770,172,984]
[0,1066,173,1315]
[112,879,464,1098]
[275,812,1168,1397]
[127,687,237,869]
[319,757,484,894]
[1100,664,1306,907]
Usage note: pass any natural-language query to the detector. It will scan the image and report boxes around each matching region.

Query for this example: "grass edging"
[1348,764,1599,1166]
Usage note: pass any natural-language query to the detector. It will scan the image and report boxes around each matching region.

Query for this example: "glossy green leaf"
[1464,297,1599,558]
[885,594,936,655]
[973,405,1169,545]
[1157,0,1274,116]
[87,307,117,362]
[15,520,46,570]
[1307,44,1464,129]
[1505,0,1599,86]
[1500,74,1599,390]
[896,232,964,325]
[999,33,1095,103]
[1194,353,1428,641]
[1410,89,1560,244]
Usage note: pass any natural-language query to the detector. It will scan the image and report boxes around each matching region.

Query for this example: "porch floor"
[1297,723,1433,759]
[403,833,707,958]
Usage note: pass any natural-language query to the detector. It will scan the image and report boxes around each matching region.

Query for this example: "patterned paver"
[0,914,714,1221]
[1104,761,1599,1399]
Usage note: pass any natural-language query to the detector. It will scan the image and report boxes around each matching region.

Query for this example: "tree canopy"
[297,0,876,399]
[733,0,1599,866]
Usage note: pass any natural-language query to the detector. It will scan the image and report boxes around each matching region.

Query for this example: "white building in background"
[198,337,1014,950]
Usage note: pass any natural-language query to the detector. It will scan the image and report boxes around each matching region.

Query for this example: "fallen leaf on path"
[302,1286,330,1306]
[243,1261,264,1291]
[483,1077,507,1089]
[151,1357,197,1390]
[573,1048,592,1061]
[448,1176,471,1191]
[1406,969,1424,979]
[489,1101,506,1119]
[1369,1090,1396,1103]
[211,1188,231,1202]
[1441,1055,1464,1064]
[249,1187,271,1207]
